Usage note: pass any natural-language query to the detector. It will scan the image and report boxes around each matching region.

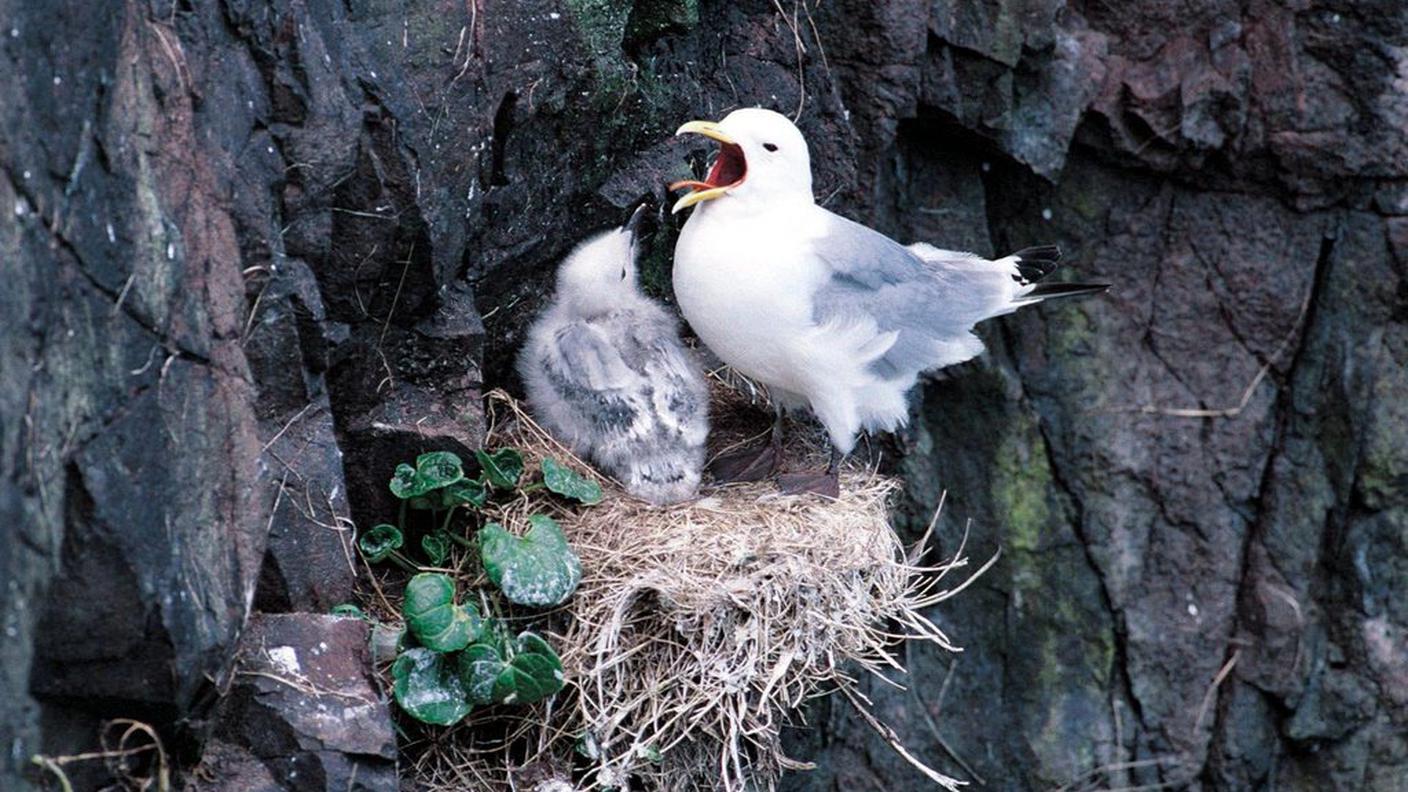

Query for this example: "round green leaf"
[421,532,451,566]
[403,573,482,652]
[358,524,404,563]
[476,448,525,490]
[459,642,505,706]
[416,451,465,489]
[392,648,471,725]
[457,631,565,706]
[389,463,423,499]
[504,632,566,703]
[441,478,489,509]
[541,457,603,505]
[408,478,488,512]
[478,515,582,607]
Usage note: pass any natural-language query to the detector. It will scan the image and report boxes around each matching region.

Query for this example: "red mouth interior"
[670,142,747,192]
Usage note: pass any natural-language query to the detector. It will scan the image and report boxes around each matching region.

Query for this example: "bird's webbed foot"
[776,469,840,498]
[707,436,782,483]
[708,409,786,483]
[777,446,841,497]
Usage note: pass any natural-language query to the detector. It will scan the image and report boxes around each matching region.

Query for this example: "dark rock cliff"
[2,0,1403,789]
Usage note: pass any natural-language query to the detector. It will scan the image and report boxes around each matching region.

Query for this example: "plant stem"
[387,551,418,573]
[445,531,475,549]
[518,482,545,493]
[397,499,407,533]
[31,756,74,792]
[478,589,495,622]
[440,505,458,534]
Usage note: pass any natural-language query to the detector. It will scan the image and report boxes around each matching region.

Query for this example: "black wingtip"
[1011,245,1062,284]
[1020,282,1111,302]
[1013,245,1062,263]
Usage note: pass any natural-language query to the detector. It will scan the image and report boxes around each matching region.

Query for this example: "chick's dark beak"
[625,203,648,237]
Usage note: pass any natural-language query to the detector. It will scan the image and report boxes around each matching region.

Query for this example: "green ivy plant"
[357,448,599,572]
[388,573,567,726]
[357,447,597,726]
[421,532,452,566]
[403,573,482,652]
[391,451,464,498]
[541,457,603,504]
[358,523,407,568]
[460,631,566,706]
[480,515,583,607]
[476,448,525,490]
[392,647,471,726]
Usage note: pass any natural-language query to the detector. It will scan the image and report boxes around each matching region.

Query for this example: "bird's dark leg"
[707,406,785,483]
[777,443,841,498]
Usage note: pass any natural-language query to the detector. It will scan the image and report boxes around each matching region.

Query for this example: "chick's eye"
[763,143,779,152]
[620,267,628,280]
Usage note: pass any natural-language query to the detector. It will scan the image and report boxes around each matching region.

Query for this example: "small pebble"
[1041,207,1053,220]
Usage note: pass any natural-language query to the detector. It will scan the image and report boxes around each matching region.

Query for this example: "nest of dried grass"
[401,386,979,791]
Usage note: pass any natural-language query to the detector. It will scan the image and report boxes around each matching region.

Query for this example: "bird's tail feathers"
[1009,245,1062,285]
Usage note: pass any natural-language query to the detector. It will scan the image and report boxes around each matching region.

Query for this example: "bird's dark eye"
[763,143,779,152]
[621,267,628,280]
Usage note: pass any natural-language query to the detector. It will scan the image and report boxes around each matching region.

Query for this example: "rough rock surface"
[196,613,396,791]
[2,0,271,781]
[246,258,358,615]
[785,1,1408,789]
[2,0,1404,789]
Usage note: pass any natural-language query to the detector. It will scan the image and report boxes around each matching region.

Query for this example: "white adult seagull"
[669,108,1107,496]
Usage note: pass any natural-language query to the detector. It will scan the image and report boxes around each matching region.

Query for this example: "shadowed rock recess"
[1,0,1404,789]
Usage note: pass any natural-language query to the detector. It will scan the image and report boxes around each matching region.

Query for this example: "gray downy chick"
[518,208,709,505]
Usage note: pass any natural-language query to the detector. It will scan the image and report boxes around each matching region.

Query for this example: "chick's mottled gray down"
[518,210,709,505]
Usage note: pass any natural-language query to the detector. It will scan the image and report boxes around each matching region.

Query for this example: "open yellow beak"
[670,184,732,214]
[674,119,736,145]
[670,120,739,213]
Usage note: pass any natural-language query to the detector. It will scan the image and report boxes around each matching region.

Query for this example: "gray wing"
[810,212,1019,380]
[624,316,709,445]
[540,311,706,449]
[549,311,707,503]
[539,320,643,437]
